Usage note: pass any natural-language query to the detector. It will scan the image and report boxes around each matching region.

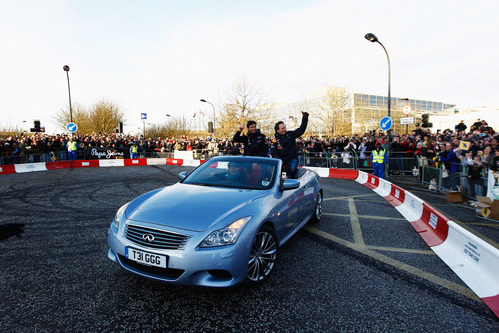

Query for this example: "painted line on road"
[304,226,479,302]
[348,197,365,246]
[324,193,377,201]
[324,213,406,221]
[366,245,436,255]
[462,222,499,228]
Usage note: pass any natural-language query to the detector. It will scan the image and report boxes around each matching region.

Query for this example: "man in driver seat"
[227,162,248,185]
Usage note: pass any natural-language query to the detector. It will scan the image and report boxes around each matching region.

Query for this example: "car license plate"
[126,247,167,268]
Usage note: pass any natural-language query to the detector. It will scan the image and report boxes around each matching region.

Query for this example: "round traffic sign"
[402,104,412,116]
[66,122,78,133]
[380,116,393,131]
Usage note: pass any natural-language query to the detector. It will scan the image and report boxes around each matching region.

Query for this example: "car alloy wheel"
[247,225,277,283]
[311,192,323,223]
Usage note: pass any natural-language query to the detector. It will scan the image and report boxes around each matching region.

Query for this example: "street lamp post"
[200,99,216,136]
[63,65,73,123]
[165,114,176,140]
[364,33,391,132]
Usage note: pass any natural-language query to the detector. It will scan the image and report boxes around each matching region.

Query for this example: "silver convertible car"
[107,156,322,287]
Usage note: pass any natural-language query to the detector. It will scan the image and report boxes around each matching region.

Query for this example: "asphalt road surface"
[0,166,498,332]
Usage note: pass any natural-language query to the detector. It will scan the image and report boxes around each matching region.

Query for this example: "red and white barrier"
[303,166,330,178]
[124,158,148,166]
[14,162,47,173]
[384,184,405,207]
[374,178,392,197]
[395,191,425,224]
[99,159,125,167]
[0,158,205,174]
[166,158,183,166]
[355,170,369,185]
[432,221,499,316]
[182,159,204,167]
[337,168,498,317]
[146,158,167,165]
[0,165,16,175]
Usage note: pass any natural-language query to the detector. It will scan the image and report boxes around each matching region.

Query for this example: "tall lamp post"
[364,33,391,137]
[200,99,216,136]
[166,114,175,140]
[63,65,73,123]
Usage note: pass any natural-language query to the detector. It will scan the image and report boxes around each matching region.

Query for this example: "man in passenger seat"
[271,111,309,179]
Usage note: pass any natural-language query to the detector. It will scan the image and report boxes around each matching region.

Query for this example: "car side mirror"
[281,179,299,191]
[178,171,187,181]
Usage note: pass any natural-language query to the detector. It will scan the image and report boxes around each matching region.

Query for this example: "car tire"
[310,192,323,223]
[247,225,278,284]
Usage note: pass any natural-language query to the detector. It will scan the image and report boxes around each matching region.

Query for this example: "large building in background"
[350,93,455,135]
[271,91,455,137]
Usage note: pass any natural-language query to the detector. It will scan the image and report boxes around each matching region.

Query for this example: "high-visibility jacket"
[69,141,77,151]
[131,146,138,153]
[372,149,386,164]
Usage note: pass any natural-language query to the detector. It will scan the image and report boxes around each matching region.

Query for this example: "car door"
[272,173,306,240]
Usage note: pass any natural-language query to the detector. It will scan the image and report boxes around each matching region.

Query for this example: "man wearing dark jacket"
[271,111,309,178]
[439,143,461,190]
[233,120,268,157]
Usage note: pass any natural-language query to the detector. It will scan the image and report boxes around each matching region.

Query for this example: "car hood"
[127,183,266,232]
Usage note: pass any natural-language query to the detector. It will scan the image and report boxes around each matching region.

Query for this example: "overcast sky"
[1,0,498,134]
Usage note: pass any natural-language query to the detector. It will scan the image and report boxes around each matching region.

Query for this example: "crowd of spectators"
[1,119,498,177]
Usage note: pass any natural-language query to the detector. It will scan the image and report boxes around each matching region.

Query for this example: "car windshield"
[182,158,278,190]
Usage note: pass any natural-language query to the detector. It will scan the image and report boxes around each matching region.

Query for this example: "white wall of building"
[430,107,499,131]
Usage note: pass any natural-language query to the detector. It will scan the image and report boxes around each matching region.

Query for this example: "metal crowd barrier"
[420,162,488,200]
[299,152,356,169]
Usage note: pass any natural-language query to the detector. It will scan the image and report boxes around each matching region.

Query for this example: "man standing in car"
[233,120,268,157]
[271,111,309,178]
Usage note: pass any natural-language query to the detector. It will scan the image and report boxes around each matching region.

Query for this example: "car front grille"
[125,224,190,250]
[118,254,184,279]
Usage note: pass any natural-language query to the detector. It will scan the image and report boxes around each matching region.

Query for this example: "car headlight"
[199,216,251,248]
[112,203,129,231]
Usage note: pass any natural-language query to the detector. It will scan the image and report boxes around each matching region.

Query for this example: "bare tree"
[145,115,192,139]
[54,103,92,134]
[90,100,125,134]
[54,100,124,135]
[314,86,350,137]
[218,79,272,137]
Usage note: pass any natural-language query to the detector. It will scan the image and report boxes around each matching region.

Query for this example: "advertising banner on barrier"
[88,148,126,159]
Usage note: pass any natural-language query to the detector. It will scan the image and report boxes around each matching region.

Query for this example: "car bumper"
[107,227,250,287]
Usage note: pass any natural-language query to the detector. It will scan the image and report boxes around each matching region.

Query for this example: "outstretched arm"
[293,111,309,138]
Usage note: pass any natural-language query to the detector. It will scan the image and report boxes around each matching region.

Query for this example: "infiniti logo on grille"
[142,233,155,242]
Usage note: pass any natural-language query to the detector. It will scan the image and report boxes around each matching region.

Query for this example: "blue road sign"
[66,122,78,133]
[380,116,393,131]
[141,113,147,120]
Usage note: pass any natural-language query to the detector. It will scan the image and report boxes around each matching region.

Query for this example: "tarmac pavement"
[0,166,497,332]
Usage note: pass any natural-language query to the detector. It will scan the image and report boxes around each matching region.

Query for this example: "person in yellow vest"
[130,142,138,159]
[67,137,78,161]
[371,144,388,178]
